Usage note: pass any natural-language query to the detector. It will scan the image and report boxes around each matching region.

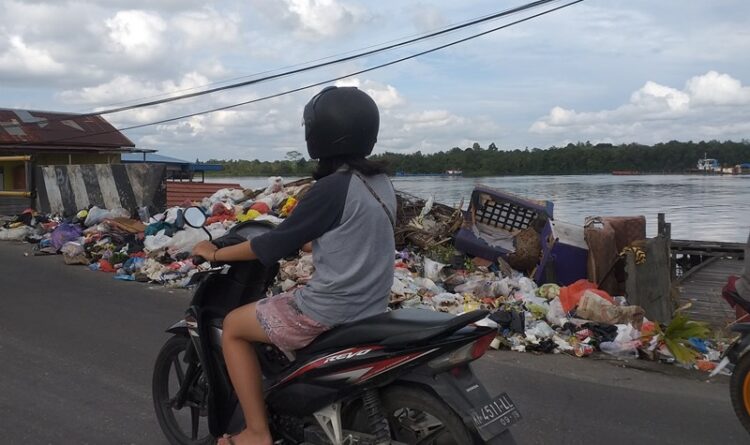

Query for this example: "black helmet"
[303,86,379,160]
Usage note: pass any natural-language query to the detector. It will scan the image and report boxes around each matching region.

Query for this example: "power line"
[7,0,558,130]
[43,0,583,145]
[95,6,540,110]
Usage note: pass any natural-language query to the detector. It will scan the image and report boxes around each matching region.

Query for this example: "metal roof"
[0,108,134,150]
[121,152,224,172]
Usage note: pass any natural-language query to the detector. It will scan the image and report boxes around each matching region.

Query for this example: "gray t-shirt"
[251,169,396,326]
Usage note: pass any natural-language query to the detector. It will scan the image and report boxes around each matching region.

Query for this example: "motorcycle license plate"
[468,393,521,437]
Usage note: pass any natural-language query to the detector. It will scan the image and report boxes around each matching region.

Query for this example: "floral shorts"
[255,292,330,352]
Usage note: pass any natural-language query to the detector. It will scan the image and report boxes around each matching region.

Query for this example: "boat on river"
[696,155,721,173]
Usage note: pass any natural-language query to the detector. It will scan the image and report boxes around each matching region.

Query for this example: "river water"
[208,174,750,242]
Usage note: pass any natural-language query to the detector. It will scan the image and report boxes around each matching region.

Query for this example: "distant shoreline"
[206,171,750,179]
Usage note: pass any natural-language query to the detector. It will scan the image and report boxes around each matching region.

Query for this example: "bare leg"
[218,303,273,445]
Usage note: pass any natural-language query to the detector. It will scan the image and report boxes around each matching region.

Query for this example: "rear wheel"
[152,335,213,445]
[730,353,750,434]
[376,386,477,444]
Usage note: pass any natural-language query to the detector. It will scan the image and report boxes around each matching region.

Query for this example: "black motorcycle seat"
[297,308,489,355]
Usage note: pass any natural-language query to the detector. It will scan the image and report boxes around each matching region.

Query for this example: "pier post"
[658,213,665,236]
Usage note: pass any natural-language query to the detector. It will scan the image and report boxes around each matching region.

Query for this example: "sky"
[1,0,749,161]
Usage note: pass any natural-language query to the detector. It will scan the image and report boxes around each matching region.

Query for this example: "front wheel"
[730,353,750,434]
[152,335,213,445]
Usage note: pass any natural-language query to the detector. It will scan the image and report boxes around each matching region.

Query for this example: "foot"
[217,430,273,445]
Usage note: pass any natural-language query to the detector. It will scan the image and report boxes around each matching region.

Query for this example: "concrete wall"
[35,163,166,216]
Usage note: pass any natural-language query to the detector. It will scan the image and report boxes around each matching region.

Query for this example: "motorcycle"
[716,281,750,434]
[152,206,520,444]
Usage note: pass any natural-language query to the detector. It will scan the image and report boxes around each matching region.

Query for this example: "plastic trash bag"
[61,241,84,256]
[164,207,183,225]
[576,290,645,329]
[559,279,615,313]
[0,226,32,241]
[545,296,568,326]
[599,340,640,359]
[537,283,561,300]
[258,176,284,196]
[518,277,537,294]
[430,293,463,314]
[423,257,447,282]
[168,224,228,254]
[84,206,129,226]
[168,227,208,254]
[50,223,82,251]
[144,230,172,252]
[525,320,556,339]
[122,256,145,274]
[209,188,249,205]
[413,277,442,294]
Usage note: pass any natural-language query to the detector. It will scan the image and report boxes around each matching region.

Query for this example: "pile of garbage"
[0,177,312,287]
[387,247,725,372]
[0,176,726,373]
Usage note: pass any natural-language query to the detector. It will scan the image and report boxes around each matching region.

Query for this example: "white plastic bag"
[413,277,442,294]
[525,320,556,339]
[0,226,32,240]
[144,230,172,252]
[168,227,207,254]
[600,341,639,359]
[423,257,447,282]
[60,241,84,257]
[545,296,568,326]
[83,206,129,226]
[518,277,538,294]
[430,293,462,314]
[84,206,109,226]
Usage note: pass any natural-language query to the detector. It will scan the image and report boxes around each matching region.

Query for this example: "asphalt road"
[0,241,747,444]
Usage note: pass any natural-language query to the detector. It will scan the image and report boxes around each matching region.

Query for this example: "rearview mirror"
[183,206,207,228]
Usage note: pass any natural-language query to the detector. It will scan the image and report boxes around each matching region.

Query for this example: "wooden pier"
[674,256,745,328]
[670,233,746,329]
[671,239,745,257]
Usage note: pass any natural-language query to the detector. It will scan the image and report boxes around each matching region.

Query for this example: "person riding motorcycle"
[191,86,396,445]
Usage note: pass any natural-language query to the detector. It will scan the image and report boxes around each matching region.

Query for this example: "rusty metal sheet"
[0,108,134,149]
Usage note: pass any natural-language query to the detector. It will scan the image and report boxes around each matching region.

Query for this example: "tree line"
[205,140,750,177]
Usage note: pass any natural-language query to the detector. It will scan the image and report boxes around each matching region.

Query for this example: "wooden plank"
[165,182,242,207]
[676,257,745,328]
[671,239,745,253]
[675,256,720,284]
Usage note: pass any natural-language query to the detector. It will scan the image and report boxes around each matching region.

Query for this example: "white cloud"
[530,71,750,143]
[398,110,466,132]
[171,8,241,49]
[686,70,750,106]
[105,10,167,63]
[334,78,405,109]
[410,4,446,33]
[252,0,370,39]
[59,72,212,107]
[0,35,66,77]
